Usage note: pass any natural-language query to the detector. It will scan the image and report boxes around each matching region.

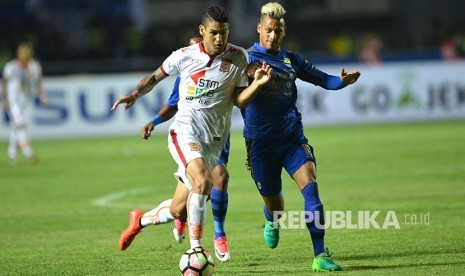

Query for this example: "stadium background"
[1,0,464,275]
[1,0,464,139]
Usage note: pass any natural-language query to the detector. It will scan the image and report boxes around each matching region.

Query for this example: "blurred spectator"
[87,23,109,59]
[357,33,383,65]
[440,29,462,61]
[327,31,355,58]
[122,21,143,57]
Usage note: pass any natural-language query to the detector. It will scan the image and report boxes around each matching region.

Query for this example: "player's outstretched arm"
[234,62,272,109]
[340,67,361,85]
[142,104,178,140]
[111,67,167,111]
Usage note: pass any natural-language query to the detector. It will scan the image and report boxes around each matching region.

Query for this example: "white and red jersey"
[161,42,248,146]
[3,59,42,107]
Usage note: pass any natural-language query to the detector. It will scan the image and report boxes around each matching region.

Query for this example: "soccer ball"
[179,247,215,276]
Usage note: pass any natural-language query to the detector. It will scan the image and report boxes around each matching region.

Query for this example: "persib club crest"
[283,57,292,68]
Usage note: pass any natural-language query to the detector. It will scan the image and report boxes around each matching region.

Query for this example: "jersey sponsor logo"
[186,79,219,97]
[189,58,203,64]
[186,70,220,105]
[188,142,200,151]
[301,144,313,158]
[219,58,232,73]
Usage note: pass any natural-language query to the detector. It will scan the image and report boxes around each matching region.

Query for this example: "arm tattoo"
[134,68,166,97]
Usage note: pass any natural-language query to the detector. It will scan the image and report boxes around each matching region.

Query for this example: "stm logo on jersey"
[186,69,220,105]
[186,79,219,97]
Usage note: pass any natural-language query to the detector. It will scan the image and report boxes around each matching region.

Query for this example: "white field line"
[91,187,155,209]
[91,177,254,209]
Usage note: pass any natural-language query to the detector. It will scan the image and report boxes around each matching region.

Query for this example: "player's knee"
[170,204,186,219]
[192,177,212,195]
[213,167,229,190]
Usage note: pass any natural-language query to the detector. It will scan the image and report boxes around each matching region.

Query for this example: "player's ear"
[199,24,205,37]
[257,22,261,34]
[282,22,286,37]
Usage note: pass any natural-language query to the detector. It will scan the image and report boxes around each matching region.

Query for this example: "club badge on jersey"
[219,59,232,73]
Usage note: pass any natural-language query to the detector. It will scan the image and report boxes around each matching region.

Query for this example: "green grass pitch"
[1,121,464,275]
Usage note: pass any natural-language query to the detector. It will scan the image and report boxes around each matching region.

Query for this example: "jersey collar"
[199,42,228,58]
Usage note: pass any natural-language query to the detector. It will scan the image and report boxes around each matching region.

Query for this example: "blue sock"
[210,187,228,239]
[301,181,325,256]
[263,204,274,222]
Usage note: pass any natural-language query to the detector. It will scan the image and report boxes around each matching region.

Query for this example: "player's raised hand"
[142,122,154,140]
[253,62,272,86]
[340,67,361,85]
[111,93,137,111]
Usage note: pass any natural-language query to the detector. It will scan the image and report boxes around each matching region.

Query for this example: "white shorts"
[167,129,223,190]
[8,103,32,127]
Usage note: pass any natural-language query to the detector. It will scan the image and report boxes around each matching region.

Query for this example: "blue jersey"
[167,75,181,107]
[243,43,340,139]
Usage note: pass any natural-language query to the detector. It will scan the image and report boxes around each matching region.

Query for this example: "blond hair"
[260,2,286,20]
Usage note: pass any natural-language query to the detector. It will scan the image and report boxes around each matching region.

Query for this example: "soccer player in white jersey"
[112,6,272,258]
[1,42,46,164]
[140,28,234,262]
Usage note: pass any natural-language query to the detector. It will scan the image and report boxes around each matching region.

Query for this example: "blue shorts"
[216,133,230,166]
[245,132,316,196]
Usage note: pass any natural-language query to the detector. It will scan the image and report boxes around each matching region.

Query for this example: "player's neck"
[200,42,224,58]
[258,43,280,55]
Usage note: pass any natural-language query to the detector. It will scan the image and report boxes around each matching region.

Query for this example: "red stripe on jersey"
[160,65,169,76]
[200,42,214,67]
[199,42,206,53]
[170,129,187,167]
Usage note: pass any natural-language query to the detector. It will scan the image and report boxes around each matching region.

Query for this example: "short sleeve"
[235,49,249,88]
[161,48,184,76]
[2,62,14,79]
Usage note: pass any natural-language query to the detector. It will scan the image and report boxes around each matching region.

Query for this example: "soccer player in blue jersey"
[244,2,361,272]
